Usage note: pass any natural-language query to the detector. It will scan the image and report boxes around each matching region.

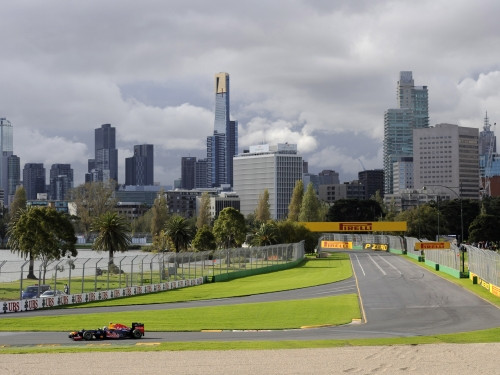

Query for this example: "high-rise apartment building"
[233,144,303,220]
[0,118,14,206]
[206,73,238,187]
[413,123,479,199]
[383,72,429,194]
[318,170,340,185]
[7,154,20,206]
[479,113,496,157]
[23,163,46,200]
[358,169,385,199]
[125,144,154,186]
[49,164,73,200]
[391,158,413,195]
[87,124,118,183]
[194,158,208,189]
[181,156,196,190]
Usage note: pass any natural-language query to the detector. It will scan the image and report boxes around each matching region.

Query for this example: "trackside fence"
[318,233,500,297]
[0,242,305,313]
[466,245,500,297]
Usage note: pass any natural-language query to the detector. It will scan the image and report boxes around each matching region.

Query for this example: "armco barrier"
[1,277,204,314]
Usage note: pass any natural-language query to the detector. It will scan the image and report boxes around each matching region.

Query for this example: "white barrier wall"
[2,277,204,314]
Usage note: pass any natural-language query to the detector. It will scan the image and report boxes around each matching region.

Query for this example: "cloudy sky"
[2,0,500,187]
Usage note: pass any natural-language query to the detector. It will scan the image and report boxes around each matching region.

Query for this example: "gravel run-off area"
[2,343,500,374]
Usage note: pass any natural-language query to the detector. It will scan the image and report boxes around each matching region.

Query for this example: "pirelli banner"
[301,221,407,233]
[414,242,451,250]
[321,241,353,249]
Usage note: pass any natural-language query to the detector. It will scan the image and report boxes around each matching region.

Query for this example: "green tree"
[165,215,193,252]
[254,189,271,223]
[276,220,319,253]
[150,229,169,252]
[439,199,479,242]
[326,199,383,222]
[394,204,438,240]
[131,208,153,234]
[10,186,27,218]
[0,207,9,248]
[91,211,131,269]
[468,214,500,243]
[150,191,169,236]
[196,192,212,229]
[299,183,322,222]
[251,221,279,246]
[192,225,217,251]
[68,181,117,240]
[212,207,246,248]
[8,207,77,280]
[287,180,303,221]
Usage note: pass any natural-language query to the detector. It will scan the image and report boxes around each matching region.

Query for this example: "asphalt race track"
[1,252,500,346]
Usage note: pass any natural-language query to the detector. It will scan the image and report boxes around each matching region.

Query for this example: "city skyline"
[1,2,500,187]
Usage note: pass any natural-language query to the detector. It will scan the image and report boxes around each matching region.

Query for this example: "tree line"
[5,179,499,281]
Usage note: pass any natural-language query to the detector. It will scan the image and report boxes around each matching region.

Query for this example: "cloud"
[2,0,500,187]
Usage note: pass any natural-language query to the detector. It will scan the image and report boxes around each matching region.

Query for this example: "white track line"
[376,254,402,274]
[368,254,387,275]
[353,254,366,276]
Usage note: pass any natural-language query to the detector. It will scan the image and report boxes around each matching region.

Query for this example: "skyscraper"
[181,156,196,190]
[0,118,13,206]
[206,73,238,187]
[125,144,154,186]
[7,154,20,206]
[88,124,118,183]
[413,123,479,199]
[23,163,46,200]
[194,158,208,189]
[383,72,429,194]
[233,144,303,220]
[49,164,73,200]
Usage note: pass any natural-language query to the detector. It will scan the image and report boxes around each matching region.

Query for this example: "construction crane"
[358,158,366,171]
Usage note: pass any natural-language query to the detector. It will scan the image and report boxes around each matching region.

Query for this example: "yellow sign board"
[320,241,353,249]
[301,221,407,232]
[363,243,388,251]
[414,242,451,250]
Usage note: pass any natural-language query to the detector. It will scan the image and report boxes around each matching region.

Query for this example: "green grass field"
[1,252,499,354]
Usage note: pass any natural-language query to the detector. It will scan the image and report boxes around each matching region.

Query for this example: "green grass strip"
[0,294,360,331]
[1,327,499,354]
[66,254,352,308]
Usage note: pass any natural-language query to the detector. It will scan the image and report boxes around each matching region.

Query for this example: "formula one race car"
[69,322,144,341]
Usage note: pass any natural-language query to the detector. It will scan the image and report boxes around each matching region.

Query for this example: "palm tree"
[91,212,131,268]
[251,221,279,246]
[165,215,192,252]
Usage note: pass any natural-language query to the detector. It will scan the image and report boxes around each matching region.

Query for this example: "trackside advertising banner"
[301,221,407,232]
[2,277,204,314]
[320,241,352,249]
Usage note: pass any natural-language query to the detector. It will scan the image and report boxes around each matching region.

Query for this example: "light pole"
[423,184,465,275]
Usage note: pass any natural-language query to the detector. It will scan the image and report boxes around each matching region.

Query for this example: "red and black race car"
[69,322,144,341]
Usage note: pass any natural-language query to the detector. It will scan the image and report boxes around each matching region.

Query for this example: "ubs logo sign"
[339,222,373,231]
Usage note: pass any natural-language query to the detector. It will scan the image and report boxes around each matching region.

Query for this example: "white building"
[413,123,479,199]
[233,144,303,220]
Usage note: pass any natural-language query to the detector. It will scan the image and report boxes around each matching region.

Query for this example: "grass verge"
[0,294,361,331]
[1,327,499,354]
[65,254,353,308]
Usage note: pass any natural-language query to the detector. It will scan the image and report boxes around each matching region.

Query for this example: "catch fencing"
[466,245,500,292]
[0,242,305,303]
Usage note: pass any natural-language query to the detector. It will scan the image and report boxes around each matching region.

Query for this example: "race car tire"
[83,331,93,341]
[132,329,142,339]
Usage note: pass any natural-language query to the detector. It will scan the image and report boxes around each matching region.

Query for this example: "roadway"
[1,251,500,346]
